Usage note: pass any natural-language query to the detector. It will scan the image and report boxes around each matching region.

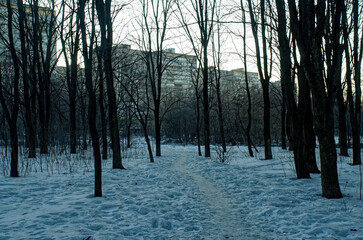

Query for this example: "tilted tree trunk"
[143,123,154,163]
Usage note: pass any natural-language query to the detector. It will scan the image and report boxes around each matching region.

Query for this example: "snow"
[1,143,362,239]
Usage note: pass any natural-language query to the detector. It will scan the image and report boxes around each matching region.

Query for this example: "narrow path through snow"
[171,151,254,239]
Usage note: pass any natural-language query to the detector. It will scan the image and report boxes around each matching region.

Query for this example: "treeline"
[0,0,361,199]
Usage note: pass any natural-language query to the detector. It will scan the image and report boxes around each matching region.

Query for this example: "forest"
[0,0,362,202]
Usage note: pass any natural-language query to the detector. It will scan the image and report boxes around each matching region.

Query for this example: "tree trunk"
[215,78,226,152]
[86,79,102,197]
[303,83,320,173]
[281,102,287,150]
[69,56,78,154]
[196,91,202,156]
[154,103,161,156]
[337,79,348,157]
[96,0,124,169]
[143,124,154,163]
[351,0,362,165]
[127,122,131,149]
[17,0,36,158]
[203,45,211,158]
[288,0,343,198]
[10,121,19,177]
[247,0,272,160]
[241,0,253,157]
[276,0,309,178]
[262,82,272,159]
[79,0,102,197]
[1,0,20,177]
[97,48,108,160]
[318,127,342,198]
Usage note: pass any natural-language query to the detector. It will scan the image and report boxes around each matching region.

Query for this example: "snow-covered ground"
[1,143,362,239]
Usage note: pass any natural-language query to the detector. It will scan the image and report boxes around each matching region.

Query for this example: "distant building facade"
[0,0,55,65]
[112,44,260,97]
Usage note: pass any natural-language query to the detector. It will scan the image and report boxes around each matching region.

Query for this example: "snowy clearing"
[1,144,362,239]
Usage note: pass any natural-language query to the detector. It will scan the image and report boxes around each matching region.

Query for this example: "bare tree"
[15,0,38,158]
[210,6,226,153]
[95,0,124,169]
[137,0,174,157]
[247,0,273,159]
[176,0,218,157]
[31,0,60,154]
[59,0,80,154]
[190,64,202,156]
[336,80,348,156]
[240,0,253,157]
[343,0,362,165]
[0,0,21,177]
[288,0,343,198]
[79,0,102,196]
[275,0,310,178]
[96,46,108,159]
[115,47,155,162]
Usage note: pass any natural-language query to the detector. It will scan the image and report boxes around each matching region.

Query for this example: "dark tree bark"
[344,0,362,165]
[247,0,272,159]
[336,69,348,157]
[79,0,102,197]
[17,0,36,158]
[280,102,287,150]
[126,109,132,149]
[202,37,211,158]
[191,65,202,156]
[0,0,21,177]
[196,92,202,156]
[276,0,310,178]
[33,0,57,154]
[96,0,124,169]
[303,79,320,173]
[288,0,343,198]
[96,47,108,160]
